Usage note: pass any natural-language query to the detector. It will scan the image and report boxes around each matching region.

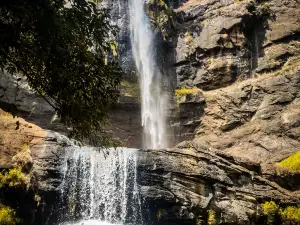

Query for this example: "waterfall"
[129,0,169,149]
[59,147,142,225]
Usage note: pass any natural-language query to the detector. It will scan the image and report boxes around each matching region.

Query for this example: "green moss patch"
[278,151,300,172]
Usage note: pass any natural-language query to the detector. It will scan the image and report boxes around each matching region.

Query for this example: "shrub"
[207,210,216,225]
[261,201,300,224]
[0,167,28,188]
[0,110,13,120]
[175,88,201,104]
[278,151,300,172]
[12,144,33,172]
[175,88,199,96]
[261,201,279,224]
[280,206,300,224]
[0,206,20,225]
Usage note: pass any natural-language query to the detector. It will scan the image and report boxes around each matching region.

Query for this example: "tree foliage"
[0,0,122,146]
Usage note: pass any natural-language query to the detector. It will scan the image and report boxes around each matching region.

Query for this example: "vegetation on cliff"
[261,201,300,224]
[0,206,20,225]
[278,152,300,173]
[0,167,28,189]
[146,0,174,40]
[0,0,121,146]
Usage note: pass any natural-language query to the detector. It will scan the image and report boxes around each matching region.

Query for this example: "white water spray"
[129,0,168,149]
[59,147,142,225]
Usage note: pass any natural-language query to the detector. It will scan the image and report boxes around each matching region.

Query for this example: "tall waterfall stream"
[59,0,164,224]
[130,0,169,149]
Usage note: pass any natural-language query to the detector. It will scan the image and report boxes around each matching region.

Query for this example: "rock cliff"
[140,0,300,224]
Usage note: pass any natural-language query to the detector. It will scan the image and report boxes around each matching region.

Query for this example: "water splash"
[62,220,119,225]
[129,0,169,149]
[59,147,142,225]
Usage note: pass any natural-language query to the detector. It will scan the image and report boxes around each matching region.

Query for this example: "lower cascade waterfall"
[59,147,142,225]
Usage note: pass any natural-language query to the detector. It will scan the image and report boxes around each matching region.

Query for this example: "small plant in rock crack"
[246,0,275,24]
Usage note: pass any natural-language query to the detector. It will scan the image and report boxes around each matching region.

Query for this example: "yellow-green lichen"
[278,151,300,172]
[0,205,20,225]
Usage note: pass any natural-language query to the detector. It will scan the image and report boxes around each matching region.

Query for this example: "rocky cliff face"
[0,72,143,148]
[150,0,300,141]
[0,109,72,224]
[138,143,300,225]
[139,0,300,224]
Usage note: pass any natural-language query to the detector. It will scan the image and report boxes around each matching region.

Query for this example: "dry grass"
[0,110,13,120]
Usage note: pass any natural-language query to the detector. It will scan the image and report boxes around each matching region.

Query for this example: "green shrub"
[246,0,273,23]
[261,201,279,224]
[261,201,300,224]
[175,88,201,104]
[207,210,216,225]
[0,206,20,225]
[0,167,28,188]
[280,206,300,224]
[278,151,300,172]
[175,88,199,96]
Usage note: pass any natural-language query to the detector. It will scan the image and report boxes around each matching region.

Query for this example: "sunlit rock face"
[149,0,300,142]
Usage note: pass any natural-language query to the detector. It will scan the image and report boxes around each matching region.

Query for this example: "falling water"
[129,0,168,149]
[59,147,142,225]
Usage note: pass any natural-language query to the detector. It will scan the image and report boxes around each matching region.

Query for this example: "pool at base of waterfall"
[63,220,120,225]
